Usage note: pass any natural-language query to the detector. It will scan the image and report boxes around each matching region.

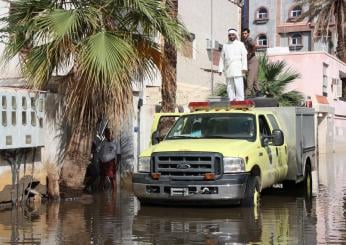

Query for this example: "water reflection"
[0,152,345,244]
[133,195,316,245]
[316,152,346,244]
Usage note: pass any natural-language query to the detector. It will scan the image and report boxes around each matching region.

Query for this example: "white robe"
[218,40,248,78]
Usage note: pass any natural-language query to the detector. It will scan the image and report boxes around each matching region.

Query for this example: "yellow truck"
[132,100,315,206]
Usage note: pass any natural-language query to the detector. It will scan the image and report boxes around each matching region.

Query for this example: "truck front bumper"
[132,173,249,205]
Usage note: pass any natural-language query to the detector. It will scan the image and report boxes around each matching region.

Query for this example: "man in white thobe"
[218,28,248,101]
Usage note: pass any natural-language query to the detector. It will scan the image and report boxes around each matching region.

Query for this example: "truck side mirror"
[272,129,284,146]
[261,136,269,147]
[151,130,160,145]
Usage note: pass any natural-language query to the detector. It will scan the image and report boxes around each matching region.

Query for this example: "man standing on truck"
[218,28,248,101]
[241,28,261,97]
[99,128,121,192]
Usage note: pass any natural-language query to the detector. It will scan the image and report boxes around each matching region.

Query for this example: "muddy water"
[0,153,345,244]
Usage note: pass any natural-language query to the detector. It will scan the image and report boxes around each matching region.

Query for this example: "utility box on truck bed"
[268,107,315,183]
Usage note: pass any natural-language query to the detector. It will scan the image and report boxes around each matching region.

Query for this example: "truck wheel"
[304,165,312,199]
[242,176,260,207]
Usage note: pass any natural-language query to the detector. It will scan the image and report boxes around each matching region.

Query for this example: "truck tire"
[304,165,312,199]
[242,176,260,207]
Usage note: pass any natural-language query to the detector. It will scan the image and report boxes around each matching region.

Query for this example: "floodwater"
[0,153,346,244]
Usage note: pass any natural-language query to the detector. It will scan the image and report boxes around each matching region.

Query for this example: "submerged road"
[0,152,345,244]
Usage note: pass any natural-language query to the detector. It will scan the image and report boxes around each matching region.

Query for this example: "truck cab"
[133,100,290,206]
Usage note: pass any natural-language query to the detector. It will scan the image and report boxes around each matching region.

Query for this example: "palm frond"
[34,7,101,42]
[259,55,303,105]
[295,0,346,62]
[279,91,304,106]
[216,83,227,97]
[1,0,188,138]
[77,32,136,84]
[116,0,187,47]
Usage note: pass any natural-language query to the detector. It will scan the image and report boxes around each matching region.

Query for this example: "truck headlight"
[223,157,245,173]
[138,157,150,173]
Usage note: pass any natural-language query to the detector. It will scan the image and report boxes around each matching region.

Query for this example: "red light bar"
[230,100,255,109]
[188,101,209,111]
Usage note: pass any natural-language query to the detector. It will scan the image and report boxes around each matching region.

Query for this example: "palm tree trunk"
[161,0,178,112]
[335,5,346,63]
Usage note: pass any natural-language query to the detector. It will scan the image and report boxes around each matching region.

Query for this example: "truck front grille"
[152,152,222,180]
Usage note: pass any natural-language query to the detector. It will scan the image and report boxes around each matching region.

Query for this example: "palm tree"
[1,0,187,133]
[258,55,304,106]
[296,0,346,63]
[216,55,304,106]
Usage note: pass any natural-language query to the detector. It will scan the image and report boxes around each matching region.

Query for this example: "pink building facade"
[269,52,346,153]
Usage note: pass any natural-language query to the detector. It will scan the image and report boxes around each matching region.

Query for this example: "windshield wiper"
[203,135,231,139]
[167,135,194,139]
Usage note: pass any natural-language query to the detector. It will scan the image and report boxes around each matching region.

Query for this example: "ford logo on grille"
[176,163,191,169]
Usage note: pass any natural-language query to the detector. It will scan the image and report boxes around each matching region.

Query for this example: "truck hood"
[149,139,255,157]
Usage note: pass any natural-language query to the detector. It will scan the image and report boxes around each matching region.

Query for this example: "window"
[31,111,36,126]
[39,118,43,128]
[257,34,268,47]
[166,113,256,141]
[258,115,272,137]
[26,135,32,144]
[255,7,269,24]
[30,97,36,109]
[22,97,27,110]
[22,111,27,125]
[290,5,302,18]
[291,33,302,46]
[12,96,16,109]
[155,115,180,143]
[38,99,44,112]
[11,111,16,126]
[2,111,7,126]
[256,7,268,20]
[267,115,279,130]
[6,136,12,145]
[332,78,342,99]
[2,96,7,109]
[323,63,328,96]
[341,77,346,101]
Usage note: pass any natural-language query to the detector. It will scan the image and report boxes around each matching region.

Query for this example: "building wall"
[247,0,336,54]
[248,0,277,48]
[177,0,240,91]
[0,88,48,202]
[269,52,346,153]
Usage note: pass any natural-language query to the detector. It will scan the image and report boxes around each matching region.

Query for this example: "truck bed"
[265,107,315,181]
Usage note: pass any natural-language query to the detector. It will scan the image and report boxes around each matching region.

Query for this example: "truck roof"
[187,99,279,115]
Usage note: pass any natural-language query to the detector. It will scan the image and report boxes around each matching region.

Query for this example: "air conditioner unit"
[332,78,342,98]
[206,39,219,50]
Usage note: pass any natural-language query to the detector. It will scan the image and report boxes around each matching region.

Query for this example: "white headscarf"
[228,29,239,40]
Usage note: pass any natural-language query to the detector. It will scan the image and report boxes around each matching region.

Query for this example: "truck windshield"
[165,113,256,141]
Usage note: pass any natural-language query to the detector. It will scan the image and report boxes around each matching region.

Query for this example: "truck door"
[150,113,182,146]
[266,114,288,180]
[258,115,279,186]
